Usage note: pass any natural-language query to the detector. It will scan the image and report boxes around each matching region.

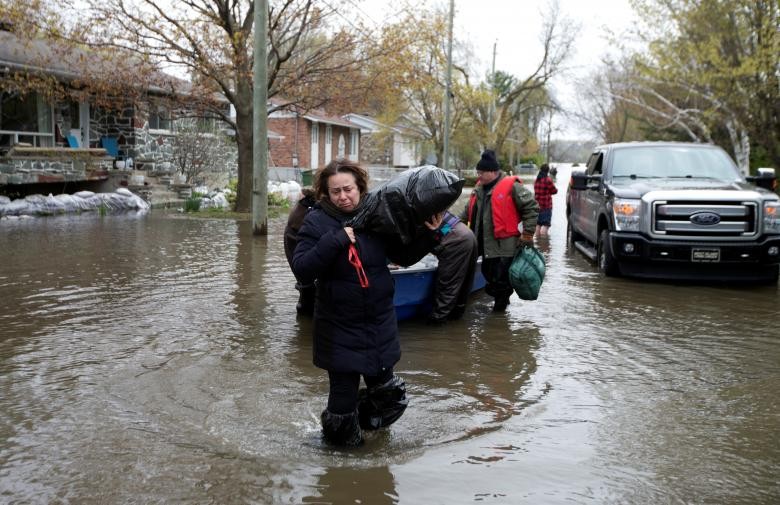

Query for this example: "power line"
[318,0,378,39]
[342,0,380,28]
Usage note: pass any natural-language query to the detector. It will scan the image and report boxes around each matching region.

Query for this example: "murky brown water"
[1,174,779,504]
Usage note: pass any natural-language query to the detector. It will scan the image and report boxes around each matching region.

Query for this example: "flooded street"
[1,178,779,504]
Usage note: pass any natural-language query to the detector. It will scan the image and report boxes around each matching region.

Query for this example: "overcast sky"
[354,0,640,139]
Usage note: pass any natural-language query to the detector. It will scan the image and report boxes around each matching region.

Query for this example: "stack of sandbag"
[0,189,149,217]
[268,180,303,203]
[348,166,464,244]
[198,191,230,210]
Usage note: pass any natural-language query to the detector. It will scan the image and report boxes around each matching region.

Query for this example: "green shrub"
[463,174,479,186]
[184,196,201,212]
[226,179,238,209]
[521,154,546,167]
[268,192,290,208]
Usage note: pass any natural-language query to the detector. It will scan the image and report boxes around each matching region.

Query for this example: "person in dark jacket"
[461,149,539,312]
[292,159,436,447]
[284,187,316,315]
[425,210,478,324]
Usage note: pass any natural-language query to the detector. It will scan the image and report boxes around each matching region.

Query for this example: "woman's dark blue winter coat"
[292,205,421,376]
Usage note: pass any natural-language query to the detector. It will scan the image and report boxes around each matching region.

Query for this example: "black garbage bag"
[348,166,464,244]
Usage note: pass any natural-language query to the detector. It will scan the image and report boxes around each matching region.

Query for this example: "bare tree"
[76,0,385,212]
[462,0,576,156]
[589,0,780,173]
[171,122,227,185]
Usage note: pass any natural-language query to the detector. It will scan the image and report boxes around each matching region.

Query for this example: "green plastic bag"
[509,246,546,300]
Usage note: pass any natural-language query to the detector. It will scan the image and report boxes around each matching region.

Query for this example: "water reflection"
[395,306,541,447]
[302,465,397,505]
[1,202,779,504]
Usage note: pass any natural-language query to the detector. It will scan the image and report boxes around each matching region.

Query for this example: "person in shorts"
[533,163,558,237]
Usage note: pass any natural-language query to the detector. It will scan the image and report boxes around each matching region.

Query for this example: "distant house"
[267,100,362,181]
[343,113,424,168]
[0,28,238,190]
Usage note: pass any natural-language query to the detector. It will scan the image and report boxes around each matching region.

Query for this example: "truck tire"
[598,229,620,277]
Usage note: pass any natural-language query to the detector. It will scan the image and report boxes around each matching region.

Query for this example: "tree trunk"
[235,108,254,213]
[737,129,751,175]
[726,119,751,175]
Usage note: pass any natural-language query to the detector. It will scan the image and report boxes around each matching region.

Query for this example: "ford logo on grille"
[690,211,721,225]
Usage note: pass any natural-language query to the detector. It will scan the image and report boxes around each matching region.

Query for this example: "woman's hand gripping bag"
[509,246,546,300]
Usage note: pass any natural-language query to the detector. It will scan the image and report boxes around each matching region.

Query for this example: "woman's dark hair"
[537,163,550,180]
[313,159,369,201]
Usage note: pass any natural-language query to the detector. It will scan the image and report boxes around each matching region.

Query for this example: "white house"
[343,114,424,169]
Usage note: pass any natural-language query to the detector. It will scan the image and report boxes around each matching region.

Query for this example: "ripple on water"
[1,206,780,504]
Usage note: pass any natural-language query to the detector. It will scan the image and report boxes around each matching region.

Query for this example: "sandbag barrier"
[0,188,150,218]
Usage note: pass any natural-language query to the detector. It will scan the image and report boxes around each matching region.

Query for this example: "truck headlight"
[764,201,780,234]
[613,198,641,231]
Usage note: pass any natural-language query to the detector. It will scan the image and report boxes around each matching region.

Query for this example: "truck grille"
[653,201,757,237]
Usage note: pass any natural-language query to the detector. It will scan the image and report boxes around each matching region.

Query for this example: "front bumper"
[609,232,780,281]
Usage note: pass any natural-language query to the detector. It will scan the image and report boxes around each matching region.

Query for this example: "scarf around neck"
[318,197,361,223]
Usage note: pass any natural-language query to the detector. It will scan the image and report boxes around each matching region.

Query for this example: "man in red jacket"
[461,150,539,312]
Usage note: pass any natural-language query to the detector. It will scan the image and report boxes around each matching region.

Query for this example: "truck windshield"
[611,146,742,182]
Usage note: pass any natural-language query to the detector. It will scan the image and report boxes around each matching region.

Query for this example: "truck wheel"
[598,229,620,277]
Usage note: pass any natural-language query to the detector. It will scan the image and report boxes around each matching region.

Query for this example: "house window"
[148,107,172,131]
[68,100,91,147]
[195,116,218,133]
[311,123,319,144]
[69,101,81,129]
[349,129,358,157]
[324,125,333,164]
[0,91,54,148]
[310,122,319,169]
[337,134,346,157]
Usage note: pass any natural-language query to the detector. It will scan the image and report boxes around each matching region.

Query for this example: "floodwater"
[1,171,779,504]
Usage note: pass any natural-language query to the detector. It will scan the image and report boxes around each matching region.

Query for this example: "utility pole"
[488,40,497,135]
[443,0,454,173]
[545,107,553,163]
[252,0,269,235]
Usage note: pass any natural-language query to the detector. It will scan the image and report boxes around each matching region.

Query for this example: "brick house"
[0,28,238,191]
[267,102,362,181]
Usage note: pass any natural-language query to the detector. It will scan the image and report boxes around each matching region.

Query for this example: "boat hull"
[391,258,485,321]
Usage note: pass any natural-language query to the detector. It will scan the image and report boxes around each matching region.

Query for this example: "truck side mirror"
[570,171,588,190]
[587,174,603,190]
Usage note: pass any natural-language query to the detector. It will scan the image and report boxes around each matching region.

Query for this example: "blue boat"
[391,255,486,321]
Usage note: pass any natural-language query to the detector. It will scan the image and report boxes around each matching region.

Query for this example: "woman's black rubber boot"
[320,409,364,447]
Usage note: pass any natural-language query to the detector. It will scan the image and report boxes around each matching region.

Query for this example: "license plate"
[691,248,720,262]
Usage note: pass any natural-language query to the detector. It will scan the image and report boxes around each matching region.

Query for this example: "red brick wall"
[267,117,359,170]
[268,116,311,169]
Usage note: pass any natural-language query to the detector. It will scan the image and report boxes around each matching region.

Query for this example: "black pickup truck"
[566,142,780,283]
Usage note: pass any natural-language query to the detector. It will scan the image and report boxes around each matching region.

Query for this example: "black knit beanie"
[476,149,499,171]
